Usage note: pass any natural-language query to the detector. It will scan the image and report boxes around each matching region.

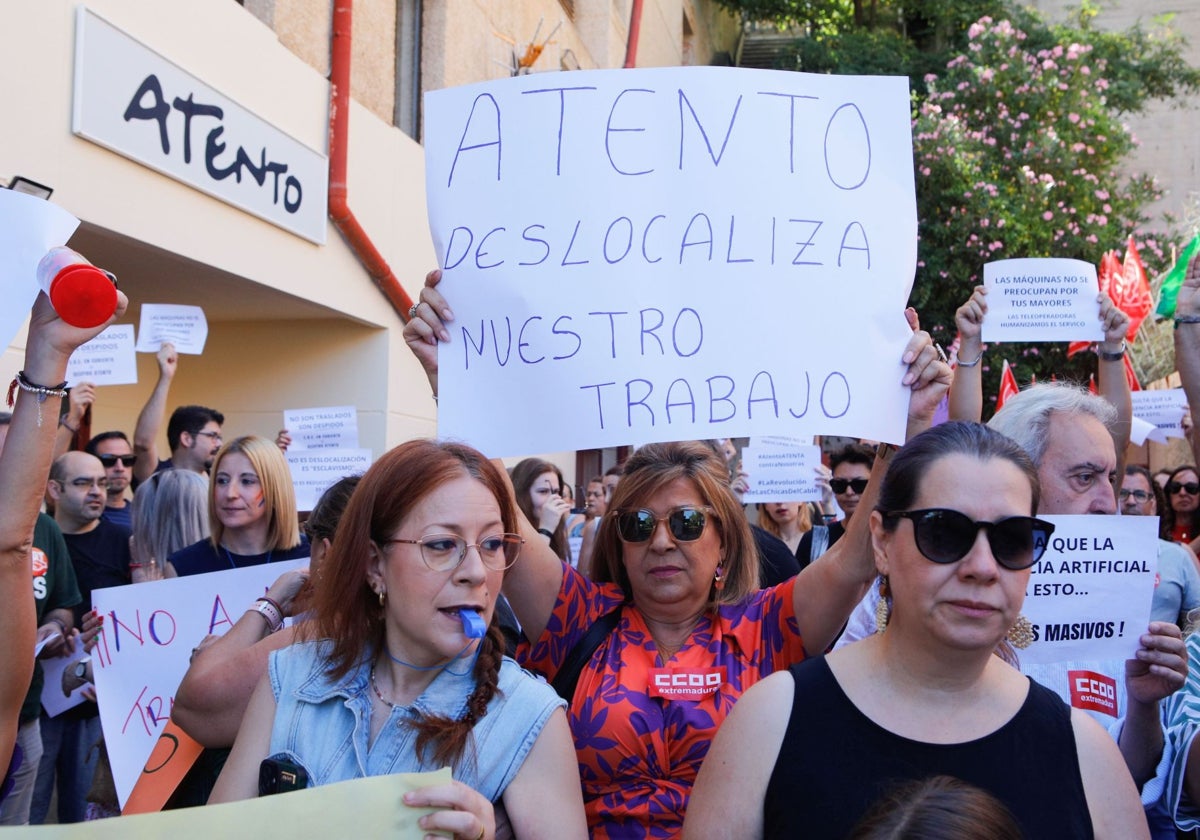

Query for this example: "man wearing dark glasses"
[83,431,135,531]
[797,443,875,568]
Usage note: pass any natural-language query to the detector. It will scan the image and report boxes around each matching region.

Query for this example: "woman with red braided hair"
[211,440,585,840]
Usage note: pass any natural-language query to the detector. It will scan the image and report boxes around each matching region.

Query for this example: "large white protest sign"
[0,189,81,351]
[1020,515,1158,667]
[135,304,208,354]
[1131,388,1188,441]
[287,448,372,511]
[425,67,918,457]
[283,405,360,450]
[741,443,822,503]
[66,324,138,386]
[981,258,1104,343]
[91,559,307,807]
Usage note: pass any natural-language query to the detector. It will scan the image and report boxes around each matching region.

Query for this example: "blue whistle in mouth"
[458,608,486,638]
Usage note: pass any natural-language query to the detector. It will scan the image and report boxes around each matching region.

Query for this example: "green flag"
[1157,233,1200,318]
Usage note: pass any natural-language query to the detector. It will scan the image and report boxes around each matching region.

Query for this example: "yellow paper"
[11,768,454,838]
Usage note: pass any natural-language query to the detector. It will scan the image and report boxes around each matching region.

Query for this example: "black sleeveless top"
[763,657,1093,839]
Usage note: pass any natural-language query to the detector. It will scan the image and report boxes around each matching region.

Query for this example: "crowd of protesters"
[7,252,1200,839]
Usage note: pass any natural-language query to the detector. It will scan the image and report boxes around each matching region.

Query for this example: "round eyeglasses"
[383,533,523,572]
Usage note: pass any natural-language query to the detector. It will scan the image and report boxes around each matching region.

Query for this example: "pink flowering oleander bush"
[906,12,1192,408]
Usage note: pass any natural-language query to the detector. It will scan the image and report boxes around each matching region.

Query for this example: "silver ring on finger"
[934,343,948,364]
[407,303,419,320]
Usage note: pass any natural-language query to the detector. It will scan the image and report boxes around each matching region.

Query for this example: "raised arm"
[791,310,951,653]
[1095,294,1132,490]
[52,382,94,459]
[402,270,564,643]
[132,342,177,482]
[1175,254,1200,468]
[0,289,127,779]
[947,285,986,422]
[173,568,308,747]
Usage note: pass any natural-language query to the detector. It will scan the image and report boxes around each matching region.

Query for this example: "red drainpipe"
[623,0,644,68]
[329,0,414,321]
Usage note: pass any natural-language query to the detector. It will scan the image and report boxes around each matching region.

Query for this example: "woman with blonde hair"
[167,435,308,577]
[757,502,814,559]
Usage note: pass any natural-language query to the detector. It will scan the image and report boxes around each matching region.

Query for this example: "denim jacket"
[268,640,564,802]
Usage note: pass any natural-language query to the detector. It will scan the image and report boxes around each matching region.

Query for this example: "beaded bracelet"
[6,371,69,427]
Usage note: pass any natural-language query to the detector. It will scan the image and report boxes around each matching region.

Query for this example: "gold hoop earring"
[377,589,386,608]
[874,577,890,634]
[1007,614,1034,649]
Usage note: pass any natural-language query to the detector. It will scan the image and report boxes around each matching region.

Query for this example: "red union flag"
[997,359,1019,410]
[1096,249,1121,296]
[1112,237,1153,340]
[1067,340,1091,358]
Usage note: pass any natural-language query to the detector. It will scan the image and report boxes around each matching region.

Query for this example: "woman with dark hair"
[210,442,585,838]
[684,422,1147,839]
[511,457,571,562]
[1162,465,1200,552]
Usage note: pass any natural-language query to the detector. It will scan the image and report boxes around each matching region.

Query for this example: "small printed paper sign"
[287,448,372,511]
[0,189,80,353]
[1019,514,1158,666]
[1131,389,1188,442]
[981,258,1104,343]
[41,647,91,717]
[283,405,360,450]
[66,324,138,387]
[741,443,823,503]
[135,304,208,354]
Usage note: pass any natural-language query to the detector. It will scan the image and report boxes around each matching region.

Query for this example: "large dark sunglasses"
[883,508,1055,571]
[1168,481,1200,496]
[614,506,714,543]
[830,478,869,495]
[97,454,136,468]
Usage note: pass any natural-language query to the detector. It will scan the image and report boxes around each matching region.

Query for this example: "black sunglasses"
[97,454,136,468]
[830,478,869,495]
[614,506,714,543]
[883,508,1055,571]
[1167,481,1200,496]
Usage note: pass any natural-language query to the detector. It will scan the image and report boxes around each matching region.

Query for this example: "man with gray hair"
[990,383,1185,832]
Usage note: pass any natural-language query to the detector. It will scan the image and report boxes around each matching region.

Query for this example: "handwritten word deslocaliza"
[424,67,919,457]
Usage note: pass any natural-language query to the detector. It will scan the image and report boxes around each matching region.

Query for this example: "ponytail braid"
[412,622,505,769]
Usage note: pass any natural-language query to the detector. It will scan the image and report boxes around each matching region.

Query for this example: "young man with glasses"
[83,431,136,530]
[131,343,225,486]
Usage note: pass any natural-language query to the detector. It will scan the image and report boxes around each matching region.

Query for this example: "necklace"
[369,664,398,710]
[223,546,273,570]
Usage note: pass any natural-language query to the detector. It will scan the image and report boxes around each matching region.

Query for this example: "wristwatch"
[73,657,91,680]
